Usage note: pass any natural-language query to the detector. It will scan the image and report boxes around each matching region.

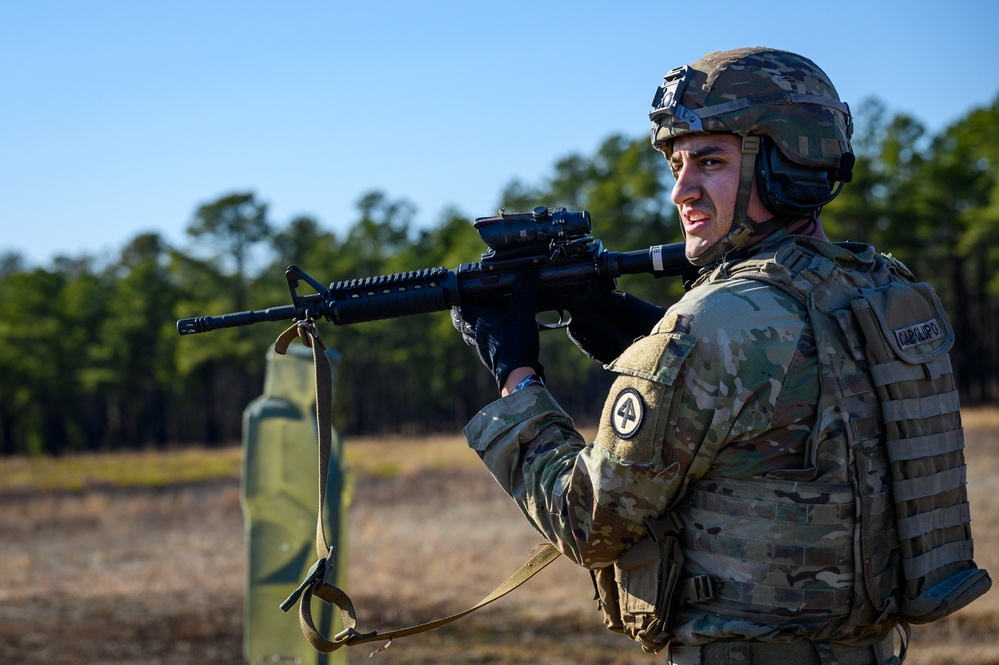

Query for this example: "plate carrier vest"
[592,237,991,653]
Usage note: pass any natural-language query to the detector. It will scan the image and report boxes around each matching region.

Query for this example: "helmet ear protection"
[756,137,856,218]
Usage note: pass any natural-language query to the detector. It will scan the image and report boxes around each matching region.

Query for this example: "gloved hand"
[451,269,544,391]
[566,280,666,364]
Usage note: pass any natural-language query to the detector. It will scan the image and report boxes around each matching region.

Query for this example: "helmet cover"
[650,47,853,170]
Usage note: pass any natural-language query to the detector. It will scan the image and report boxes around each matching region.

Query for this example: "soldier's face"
[669,133,771,261]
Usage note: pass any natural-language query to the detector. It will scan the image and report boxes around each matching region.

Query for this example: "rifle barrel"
[177,305,298,335]
[608,243,690,278]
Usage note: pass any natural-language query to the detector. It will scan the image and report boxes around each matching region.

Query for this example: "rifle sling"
[274,320,563,654]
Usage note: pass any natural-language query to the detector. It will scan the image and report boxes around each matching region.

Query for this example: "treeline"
[2,96,997,456]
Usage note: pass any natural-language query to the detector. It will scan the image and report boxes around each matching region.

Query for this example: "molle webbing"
[850,283,991,622]
[678,476,856,620]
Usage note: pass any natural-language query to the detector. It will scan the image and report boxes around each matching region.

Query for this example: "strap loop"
[274,319,564,653]
[299,543,562,653]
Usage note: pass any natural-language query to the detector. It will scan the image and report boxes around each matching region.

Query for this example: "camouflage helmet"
[650,46,853,170]
[650,47,855,266]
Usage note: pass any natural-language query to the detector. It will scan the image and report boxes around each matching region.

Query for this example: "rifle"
[177,206,693,335]
[176,206,696,654]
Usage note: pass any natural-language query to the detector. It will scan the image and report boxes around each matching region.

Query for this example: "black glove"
[451,269,544,391]
[566,280,666,364]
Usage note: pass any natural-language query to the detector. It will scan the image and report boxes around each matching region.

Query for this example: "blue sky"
[3,1,998,266]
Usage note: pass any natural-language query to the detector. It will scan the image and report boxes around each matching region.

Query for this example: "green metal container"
[241,342,348,665]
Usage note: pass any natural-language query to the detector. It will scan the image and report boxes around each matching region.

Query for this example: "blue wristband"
[513,374,544,392]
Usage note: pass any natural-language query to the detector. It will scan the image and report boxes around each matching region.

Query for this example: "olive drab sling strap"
[272,320,562,654]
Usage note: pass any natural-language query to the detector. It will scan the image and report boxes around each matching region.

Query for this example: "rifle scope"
[474,206,590,252]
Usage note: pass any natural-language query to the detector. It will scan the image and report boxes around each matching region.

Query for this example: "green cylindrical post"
[241,343,348,665]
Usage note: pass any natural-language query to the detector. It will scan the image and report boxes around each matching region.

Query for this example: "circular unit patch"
[610,388,645,439]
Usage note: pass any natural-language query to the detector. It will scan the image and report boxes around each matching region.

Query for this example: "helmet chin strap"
[687,135,786,267]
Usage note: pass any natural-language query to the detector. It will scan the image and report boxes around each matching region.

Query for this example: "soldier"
[452,47,988,664]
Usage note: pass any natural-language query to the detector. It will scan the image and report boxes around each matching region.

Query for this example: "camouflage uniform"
[461,47,988,661]
[463,230,887,646]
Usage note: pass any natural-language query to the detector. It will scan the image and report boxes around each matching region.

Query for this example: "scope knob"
[531,206,549,221]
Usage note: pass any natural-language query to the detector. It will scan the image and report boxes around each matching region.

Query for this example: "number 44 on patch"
[611,388,645,439]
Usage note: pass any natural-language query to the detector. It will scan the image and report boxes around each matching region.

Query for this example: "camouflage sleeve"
[462,385,587,544]
[463,383,677,568]
[463,328,698,568]
[464,278,810,569]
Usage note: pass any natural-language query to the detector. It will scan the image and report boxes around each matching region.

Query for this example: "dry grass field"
[1,409,997,664]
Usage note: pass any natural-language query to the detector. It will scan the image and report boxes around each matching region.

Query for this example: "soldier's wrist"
[501,367,540,396]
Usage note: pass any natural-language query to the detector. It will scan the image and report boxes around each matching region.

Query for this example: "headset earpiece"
[756,138,847,217]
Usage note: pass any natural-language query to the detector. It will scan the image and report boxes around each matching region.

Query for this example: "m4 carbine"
[177,206,693,335]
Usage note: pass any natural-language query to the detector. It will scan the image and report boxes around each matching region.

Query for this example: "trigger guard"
[538,310,571,331]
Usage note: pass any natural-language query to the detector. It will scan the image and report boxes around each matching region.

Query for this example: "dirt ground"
[2,425,998,664]
[0,462,637,665]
